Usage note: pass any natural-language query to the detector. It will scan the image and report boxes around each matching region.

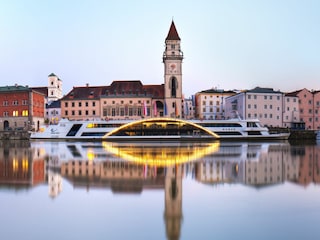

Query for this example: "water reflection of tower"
[48,170,62,198]
[164,164,183,240]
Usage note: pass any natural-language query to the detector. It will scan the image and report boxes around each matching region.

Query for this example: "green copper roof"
[0,85,30,92]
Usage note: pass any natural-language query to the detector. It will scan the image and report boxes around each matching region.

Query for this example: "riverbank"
[268,127,317,141]
[0,130,30,140]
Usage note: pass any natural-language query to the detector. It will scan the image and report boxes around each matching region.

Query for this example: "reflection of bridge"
[102,141,220,166]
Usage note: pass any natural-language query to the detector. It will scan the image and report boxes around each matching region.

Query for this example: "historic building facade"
[283,92,300,129]
[0,85,45,131]
[225,87,284,127]
[61,21,183,120]
[195,88,236,120]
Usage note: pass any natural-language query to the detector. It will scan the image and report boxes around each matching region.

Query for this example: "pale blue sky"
[0,0,319,97]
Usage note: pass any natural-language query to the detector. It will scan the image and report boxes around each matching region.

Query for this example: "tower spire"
[166,21,180,41]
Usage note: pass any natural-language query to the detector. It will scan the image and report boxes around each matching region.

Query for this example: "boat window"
[81,132,107,136]
[198,123,242,128]
[247,122,258,127]
[66,124,82,136]
[86,123,123,128]
[248,131,262,135]
[215,132,242,136]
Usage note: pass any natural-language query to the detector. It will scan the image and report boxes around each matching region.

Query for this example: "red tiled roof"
[63,86,103,100]
[143,84,165,98]
[63,81,164,100]
[166,21,180,41]
[285,89,305,96]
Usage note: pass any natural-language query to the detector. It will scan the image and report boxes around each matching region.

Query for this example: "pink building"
[287,88,320,130]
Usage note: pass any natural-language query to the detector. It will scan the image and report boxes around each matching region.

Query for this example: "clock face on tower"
[169,63,176,73]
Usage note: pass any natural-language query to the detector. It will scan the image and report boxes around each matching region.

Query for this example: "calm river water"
[1,140,320,240]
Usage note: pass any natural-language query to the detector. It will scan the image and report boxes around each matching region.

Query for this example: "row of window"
[247,113,280,119]
[202,101,220,106]
[65,101,96,108]
[2,110,28,117]
[2,100,28,106]
[64,107,158,117]
[103,107,149,117]
[203,95,223,99]
[65,100,152,108]
[202,107,220,113]
[65,110,96,116]
[248,104,281,110]
[300,109,319,114]
[247,95,281,100]
[46,110,60,115]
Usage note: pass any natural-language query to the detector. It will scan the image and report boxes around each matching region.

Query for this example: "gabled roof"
[166,21,180,41]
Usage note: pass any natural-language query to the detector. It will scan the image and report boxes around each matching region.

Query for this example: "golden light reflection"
[22,159,28,172]
[103,117,220,138]
[86,149,95,162]
[13,158,18,172]
[102,142,220,167]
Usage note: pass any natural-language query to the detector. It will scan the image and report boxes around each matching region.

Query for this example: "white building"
[45,100,61,124]
[182,96,195,119]
[195,89,236,120]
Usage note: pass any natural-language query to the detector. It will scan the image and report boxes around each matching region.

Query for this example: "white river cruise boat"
[30,117,290,141]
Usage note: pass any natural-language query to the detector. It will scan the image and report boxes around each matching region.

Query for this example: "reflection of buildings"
[5,140,320,240]
[60,160,164,193]
[194,143,302,187]
[291,144,320,186]
[0,141,45,188]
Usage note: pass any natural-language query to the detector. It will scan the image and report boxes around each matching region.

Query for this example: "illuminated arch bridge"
[103,118,220,140]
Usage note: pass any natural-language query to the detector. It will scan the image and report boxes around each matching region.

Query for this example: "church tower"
[47,73,63,102]
[163,21,183,118]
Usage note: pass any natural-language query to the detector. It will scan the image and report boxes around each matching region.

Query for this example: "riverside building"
[61,21,184,120]
[0,85,45,131]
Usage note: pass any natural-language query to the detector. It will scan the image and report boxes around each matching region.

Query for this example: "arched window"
[170,77,178,97]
